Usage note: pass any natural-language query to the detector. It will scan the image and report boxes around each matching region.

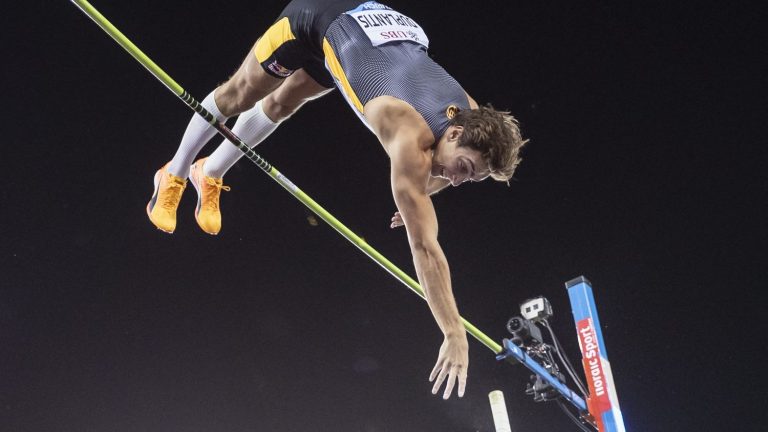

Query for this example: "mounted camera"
[520,296,552,322]
[506,316,544,347]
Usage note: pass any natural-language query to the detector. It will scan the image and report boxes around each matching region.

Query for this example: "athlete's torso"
[325,7,469,141]
[280,0,470,142]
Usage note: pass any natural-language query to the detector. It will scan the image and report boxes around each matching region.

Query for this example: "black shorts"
[253,0,362,88]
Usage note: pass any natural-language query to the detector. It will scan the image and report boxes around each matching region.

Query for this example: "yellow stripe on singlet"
[322,38,364,113]
[254,17,296,63]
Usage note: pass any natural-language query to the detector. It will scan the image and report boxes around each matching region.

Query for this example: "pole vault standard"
[69,0,501,354]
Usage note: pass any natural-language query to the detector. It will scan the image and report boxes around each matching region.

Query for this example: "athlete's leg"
[166,44,284,179]
[148,41,283,233]
[188,69,332,234]
[203,68,333,177]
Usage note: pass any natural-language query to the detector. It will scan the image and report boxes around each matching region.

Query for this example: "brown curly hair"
[450,105,528,181]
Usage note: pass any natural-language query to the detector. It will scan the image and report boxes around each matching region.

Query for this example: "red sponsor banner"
[577,318,612,427]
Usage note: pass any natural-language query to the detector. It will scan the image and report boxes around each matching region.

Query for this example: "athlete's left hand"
[390,211,404,228]
[429,333,469,399]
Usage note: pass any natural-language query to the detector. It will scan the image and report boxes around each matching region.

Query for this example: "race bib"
[346,2,429,48]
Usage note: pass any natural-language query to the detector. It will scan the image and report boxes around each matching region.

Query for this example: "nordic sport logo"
[577,319,609,401]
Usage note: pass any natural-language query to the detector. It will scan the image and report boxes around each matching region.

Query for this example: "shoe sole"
[189,163,218,236]
[146,169,174,234]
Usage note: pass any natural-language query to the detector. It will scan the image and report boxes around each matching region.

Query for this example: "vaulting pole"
[70,0,502,354]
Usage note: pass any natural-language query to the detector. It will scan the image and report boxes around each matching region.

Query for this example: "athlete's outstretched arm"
[388,138,468,400]
[365,97,469,399]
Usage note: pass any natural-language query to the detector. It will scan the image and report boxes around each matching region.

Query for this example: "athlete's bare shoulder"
[465,92,479,109]
[363,96,434,153]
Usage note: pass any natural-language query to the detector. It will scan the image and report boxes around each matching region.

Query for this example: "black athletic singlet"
[256,0,469,141]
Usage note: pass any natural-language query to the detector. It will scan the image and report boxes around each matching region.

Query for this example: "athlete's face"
[432,126,490,186]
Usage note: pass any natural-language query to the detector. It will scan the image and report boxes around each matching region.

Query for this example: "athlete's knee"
[215,79,255,116]
[217,67,280,116]
[213,84,245,117]
[262,93,301,122]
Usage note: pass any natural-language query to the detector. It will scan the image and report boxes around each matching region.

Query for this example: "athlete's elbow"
[410,238,444,263]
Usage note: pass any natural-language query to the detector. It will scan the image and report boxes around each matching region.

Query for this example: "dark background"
[2,1,765,431]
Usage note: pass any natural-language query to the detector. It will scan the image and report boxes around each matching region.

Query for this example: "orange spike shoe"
[189,158,231,235]
[146,163,187,233]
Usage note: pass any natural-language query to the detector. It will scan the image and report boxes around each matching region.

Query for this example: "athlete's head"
[432,105,527,186]
[451,105,528,182]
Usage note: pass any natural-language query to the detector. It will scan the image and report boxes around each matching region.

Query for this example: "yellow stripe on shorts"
[322,38,364,113]
[254,17,296,63]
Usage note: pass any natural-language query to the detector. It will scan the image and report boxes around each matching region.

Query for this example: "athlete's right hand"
[390,211,404,228]
[429,333,469,399]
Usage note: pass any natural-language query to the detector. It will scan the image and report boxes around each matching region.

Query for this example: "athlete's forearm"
[395,182,463,336]
[411,244,464,337]
[393,175,463,336]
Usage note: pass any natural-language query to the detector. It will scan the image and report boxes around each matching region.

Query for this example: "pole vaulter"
[69,0,501,354]
[70,2,625,430]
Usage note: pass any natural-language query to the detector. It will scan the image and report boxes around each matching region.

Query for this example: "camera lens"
[507,317,524,333]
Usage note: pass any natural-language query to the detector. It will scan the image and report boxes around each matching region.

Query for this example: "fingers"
[443,367,457,399]
[429,364,448,394]
[430,362,466,399]
[390,212,404,229]
[429,337,469,399]
[429,361,440,382]
[457,369,467,398]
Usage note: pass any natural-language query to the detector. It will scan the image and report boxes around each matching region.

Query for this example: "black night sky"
[3,1,765,431]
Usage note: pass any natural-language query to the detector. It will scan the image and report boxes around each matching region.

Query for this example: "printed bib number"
[346,2,429,48]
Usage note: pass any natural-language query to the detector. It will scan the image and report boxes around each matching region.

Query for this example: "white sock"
[167,90,228,178]
[203,100,281,178]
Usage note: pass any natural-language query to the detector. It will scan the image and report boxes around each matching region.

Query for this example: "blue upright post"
[566,276,626,432]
